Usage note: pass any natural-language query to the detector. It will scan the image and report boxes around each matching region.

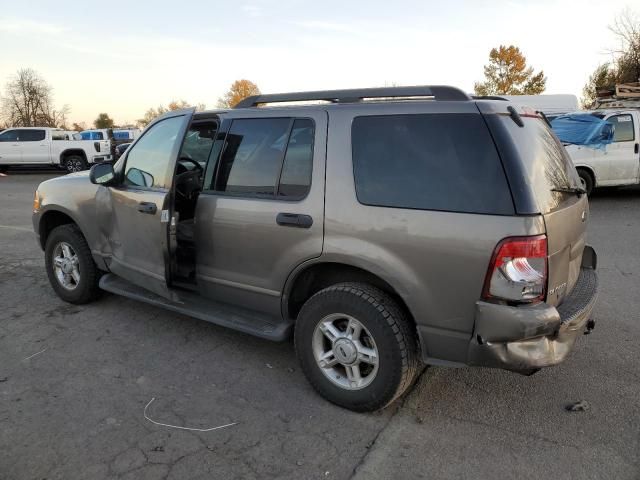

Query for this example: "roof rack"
[472,95,508,101]
[234,85,470,108]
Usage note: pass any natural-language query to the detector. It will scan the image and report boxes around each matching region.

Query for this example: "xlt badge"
[549,282,567,295]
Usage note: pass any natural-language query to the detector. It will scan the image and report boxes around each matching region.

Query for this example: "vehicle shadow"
[590,185,640,199]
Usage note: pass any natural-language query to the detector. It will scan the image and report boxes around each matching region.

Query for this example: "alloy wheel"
[312,313,379,390]
[52,242,81,291]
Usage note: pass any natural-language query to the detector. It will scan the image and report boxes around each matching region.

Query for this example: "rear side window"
[351,114,514,214]
[18,129,46,141]
[278,118,314,198]
[212,117,314,198]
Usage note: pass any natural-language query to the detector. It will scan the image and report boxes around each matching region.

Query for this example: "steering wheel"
[178,156,204,172]
[175,157,204,200]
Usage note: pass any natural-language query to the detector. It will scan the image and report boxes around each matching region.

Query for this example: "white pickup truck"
[0,127,113,173]
[562,109,640,194]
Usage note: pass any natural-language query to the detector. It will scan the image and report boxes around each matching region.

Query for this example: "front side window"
[180,122,218,166]
[214,118,291,196]
[352,113,513,214]
[18,129,46,141]
[0,130,19,142]
[609,114,635,142]
[124,116,184,189]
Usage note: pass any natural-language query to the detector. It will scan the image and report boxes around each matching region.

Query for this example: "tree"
[582,9,640,108]
[94,113,114,129]
[0,68,70,127]
[217,79,260,108]
[136,99,205,128]
[71,122,87,132]
[474,45,546,96]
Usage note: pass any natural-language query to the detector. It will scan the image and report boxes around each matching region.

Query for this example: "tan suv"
[32,86,598,411]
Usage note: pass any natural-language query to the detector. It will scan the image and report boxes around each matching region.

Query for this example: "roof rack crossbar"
[234,85,470,108]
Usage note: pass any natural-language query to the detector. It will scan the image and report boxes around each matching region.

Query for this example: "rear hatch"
[480,103,588,306]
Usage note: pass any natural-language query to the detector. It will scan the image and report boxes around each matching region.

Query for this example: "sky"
[0,0,635,126]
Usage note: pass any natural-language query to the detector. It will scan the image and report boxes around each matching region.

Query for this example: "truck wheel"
[45,224,101,304]
[577,169,594,196]
[0,165,8,174]
[294,283,421,412]
[63,155,87,173]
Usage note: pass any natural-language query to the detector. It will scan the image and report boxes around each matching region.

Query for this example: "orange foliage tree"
[474,45,546,96]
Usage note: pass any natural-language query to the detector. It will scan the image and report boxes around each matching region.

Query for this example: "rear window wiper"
[551,186,586,197]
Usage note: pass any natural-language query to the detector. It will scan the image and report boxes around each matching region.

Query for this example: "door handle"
[276,213,313,228]
[635,143,639,154]
[137,202,157,214]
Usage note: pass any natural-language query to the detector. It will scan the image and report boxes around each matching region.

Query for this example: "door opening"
[171,119,219,287]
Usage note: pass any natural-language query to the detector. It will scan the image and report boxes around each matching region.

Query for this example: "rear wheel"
[577,169,594,196]
[62,155,87,173]
[45,224,101,304]
[295,282,421,412]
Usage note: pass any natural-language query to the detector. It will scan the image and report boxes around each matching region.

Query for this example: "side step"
[99,274,292,341]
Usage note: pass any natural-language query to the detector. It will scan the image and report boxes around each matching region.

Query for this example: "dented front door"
[105,109,194,299]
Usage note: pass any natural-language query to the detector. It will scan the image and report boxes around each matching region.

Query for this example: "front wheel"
[45,224,101,304]
[294,283,421,412]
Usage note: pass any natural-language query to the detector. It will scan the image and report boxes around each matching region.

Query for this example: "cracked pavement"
[1,171,639,479]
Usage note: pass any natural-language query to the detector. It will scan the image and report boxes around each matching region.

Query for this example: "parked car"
[554,109,640,194]
[32,86,598,411]
[113,128,142,142]
[114,142,131,161]
[0,127,113,173]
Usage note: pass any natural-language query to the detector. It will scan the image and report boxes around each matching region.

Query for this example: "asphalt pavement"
[0,170,638,479]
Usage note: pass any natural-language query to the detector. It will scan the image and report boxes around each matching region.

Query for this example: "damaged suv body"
[33,86,598,412]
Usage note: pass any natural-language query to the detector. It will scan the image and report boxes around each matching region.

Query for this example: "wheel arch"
[283,261,417,334]
[575,164,596,187]
[38,207,86,250]
[59,149,88,164]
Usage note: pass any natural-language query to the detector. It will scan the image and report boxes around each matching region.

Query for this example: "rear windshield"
[351,113,514,215]
[496,116,581,213]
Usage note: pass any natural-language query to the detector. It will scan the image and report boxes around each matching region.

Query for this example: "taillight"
[483,235,548,303]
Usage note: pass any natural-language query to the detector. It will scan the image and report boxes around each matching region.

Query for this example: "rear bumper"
[467,246,598,371]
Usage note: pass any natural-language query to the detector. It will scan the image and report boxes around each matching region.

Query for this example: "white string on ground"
[143,397,237,432]
[23,348,47,361]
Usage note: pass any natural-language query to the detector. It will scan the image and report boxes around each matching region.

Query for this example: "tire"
[294,282,421,412]
[0,165,8,174]
[577,169,594,196]
[45,224,101,304]
[62,155,88,173]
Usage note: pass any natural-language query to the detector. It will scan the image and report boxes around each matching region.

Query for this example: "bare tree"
[609,8,640,83]
[582,9,640,107]
[0,68,70,128]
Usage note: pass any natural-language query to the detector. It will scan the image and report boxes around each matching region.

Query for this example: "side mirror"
[89,163,115,185]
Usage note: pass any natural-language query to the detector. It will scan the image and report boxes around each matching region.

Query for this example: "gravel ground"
[1,170,638,479]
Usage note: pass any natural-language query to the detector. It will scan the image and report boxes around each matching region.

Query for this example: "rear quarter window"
[495,116,581,214]
[351,113,514,215]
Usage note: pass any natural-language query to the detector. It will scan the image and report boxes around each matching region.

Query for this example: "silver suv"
[32,86,598,412]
